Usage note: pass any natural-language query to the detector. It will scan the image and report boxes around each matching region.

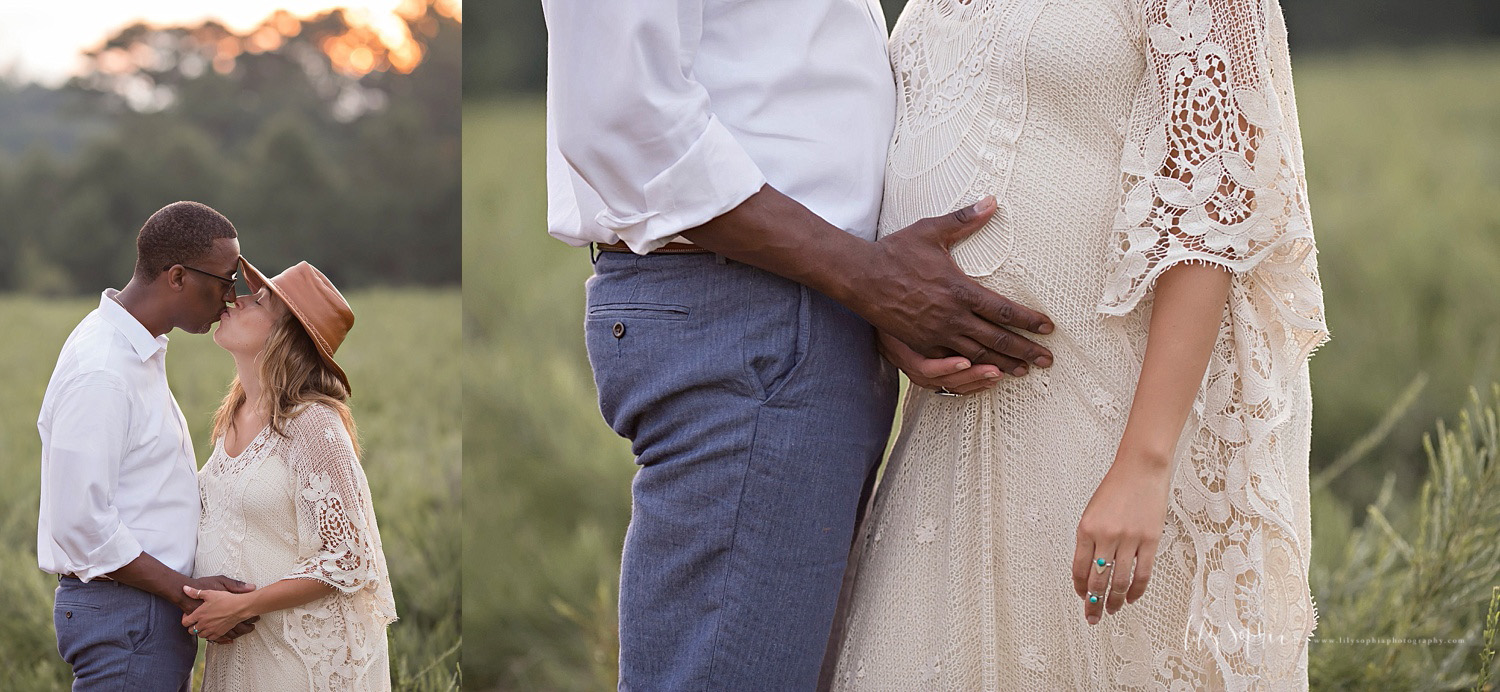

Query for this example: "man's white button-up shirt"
[37,289,200,581]
[543,0,897,253]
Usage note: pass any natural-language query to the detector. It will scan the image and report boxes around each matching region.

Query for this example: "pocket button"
[612,322,626,339]
[65,611,72,619]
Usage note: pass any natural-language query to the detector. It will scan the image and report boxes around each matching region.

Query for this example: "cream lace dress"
[829,0,1329,689]
[195,402,397,691]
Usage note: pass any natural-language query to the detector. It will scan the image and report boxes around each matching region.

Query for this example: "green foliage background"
[0,2,461,295]
[462,47,1500,690]
[0,289,461,690]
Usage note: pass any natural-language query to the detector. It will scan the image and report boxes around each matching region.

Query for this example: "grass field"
[0,288,461,690]
[462,45,1500,691]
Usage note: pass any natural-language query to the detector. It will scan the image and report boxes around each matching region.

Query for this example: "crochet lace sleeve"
[1099,0,1327,366]
[279,404,397,689]
[282,405,385,595]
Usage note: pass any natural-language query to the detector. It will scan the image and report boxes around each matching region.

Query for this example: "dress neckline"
[220,423,272,461]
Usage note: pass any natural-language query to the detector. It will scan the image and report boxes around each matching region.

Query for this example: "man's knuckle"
[991,330,1014,352]
[993,301,1014,323]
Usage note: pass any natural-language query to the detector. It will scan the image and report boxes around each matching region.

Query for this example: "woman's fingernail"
[1034,356,1053,368]
[1012,366,1028,377]
[1088,615,1099,625]
[971,195,996,215]
[1039,323,1055,335]
[954,361,970,372]
[986,371,1000,379]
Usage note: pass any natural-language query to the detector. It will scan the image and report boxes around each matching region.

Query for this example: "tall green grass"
[1295,47,1500,508]
[463,46,1500,691]
[462,97,632,691]
[1310,387,1500,689]
[0,288,461,691]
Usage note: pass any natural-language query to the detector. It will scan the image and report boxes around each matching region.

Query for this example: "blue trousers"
[585,252,899,691]
[54,576,196,691]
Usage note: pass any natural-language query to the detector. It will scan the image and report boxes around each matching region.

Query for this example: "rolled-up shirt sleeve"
[40,373,142,580]
[543,0,768,253]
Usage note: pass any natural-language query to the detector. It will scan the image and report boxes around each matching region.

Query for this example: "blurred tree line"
[463,0,1500,99]
[0,1,461,295]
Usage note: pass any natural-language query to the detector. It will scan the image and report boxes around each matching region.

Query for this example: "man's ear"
[163,265,187,292]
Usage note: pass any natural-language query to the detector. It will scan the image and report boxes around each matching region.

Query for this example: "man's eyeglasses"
[169,264,245,294]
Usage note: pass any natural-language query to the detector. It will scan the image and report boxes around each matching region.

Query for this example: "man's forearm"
[678,185,869,304]
[108,551,191,609]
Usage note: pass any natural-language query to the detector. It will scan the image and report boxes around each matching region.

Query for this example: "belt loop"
[590,242,600,265]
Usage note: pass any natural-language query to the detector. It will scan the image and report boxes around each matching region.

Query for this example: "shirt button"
[612,322,626,339]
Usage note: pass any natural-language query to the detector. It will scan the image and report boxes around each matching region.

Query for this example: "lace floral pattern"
[1099,0,1328,683]
[832,0,1326,689]
[197,403,396,692]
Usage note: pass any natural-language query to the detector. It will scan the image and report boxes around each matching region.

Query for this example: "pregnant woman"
[182,259,396,691]
[829,0,1329,689]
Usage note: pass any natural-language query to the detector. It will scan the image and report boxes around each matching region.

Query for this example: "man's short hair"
[134,201,238,281]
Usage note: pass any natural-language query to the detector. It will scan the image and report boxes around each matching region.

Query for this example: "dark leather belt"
[595,240,714,255]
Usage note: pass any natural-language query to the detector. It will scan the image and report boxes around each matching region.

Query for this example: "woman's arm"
[1117,263,1233,463]
[1071,262,1231,626]
[181,578,336,640]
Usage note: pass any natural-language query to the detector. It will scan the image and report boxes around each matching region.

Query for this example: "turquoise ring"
[1087,591,1101,604]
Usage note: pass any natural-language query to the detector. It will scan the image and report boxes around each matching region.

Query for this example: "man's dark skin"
[680,186,1057,376]
[110,235,259,644]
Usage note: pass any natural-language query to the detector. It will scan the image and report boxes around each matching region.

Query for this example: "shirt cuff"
[76,525,144,582]
[595,115,767,254]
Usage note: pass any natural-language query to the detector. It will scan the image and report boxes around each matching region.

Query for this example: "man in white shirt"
[39,201,261,691]
[544,2,1057,689]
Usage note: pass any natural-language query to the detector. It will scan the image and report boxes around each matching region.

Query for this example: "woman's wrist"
[1112,442,1175,474]
[235,591,265,620]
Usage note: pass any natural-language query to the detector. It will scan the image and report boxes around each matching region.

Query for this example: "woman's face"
[213,285,288,356]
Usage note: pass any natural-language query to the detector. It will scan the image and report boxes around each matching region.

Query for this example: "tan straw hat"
[239,257,355,392]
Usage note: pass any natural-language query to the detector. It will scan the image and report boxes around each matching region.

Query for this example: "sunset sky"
[0,0,459,86]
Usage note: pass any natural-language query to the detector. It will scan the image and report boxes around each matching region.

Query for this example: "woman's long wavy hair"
[211,309,360,456]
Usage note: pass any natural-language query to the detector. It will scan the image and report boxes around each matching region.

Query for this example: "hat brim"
[239,256,353,394]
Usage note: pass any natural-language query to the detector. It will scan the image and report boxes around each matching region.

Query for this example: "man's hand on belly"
[682,186,1056,376]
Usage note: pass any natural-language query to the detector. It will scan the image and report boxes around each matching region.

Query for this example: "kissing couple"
[38,202,396,690]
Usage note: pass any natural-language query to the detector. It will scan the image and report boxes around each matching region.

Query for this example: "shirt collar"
[99,289,170,362]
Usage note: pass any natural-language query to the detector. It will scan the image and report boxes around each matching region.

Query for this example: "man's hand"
[847,197,1054,376]
[178,574,256,610]
[878,331,1004,395]
[679,187,1055,376]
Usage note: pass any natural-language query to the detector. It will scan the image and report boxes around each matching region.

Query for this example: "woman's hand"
[877,331,1005,395]
[182,585,258,642]
[1071,448,1173,625]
